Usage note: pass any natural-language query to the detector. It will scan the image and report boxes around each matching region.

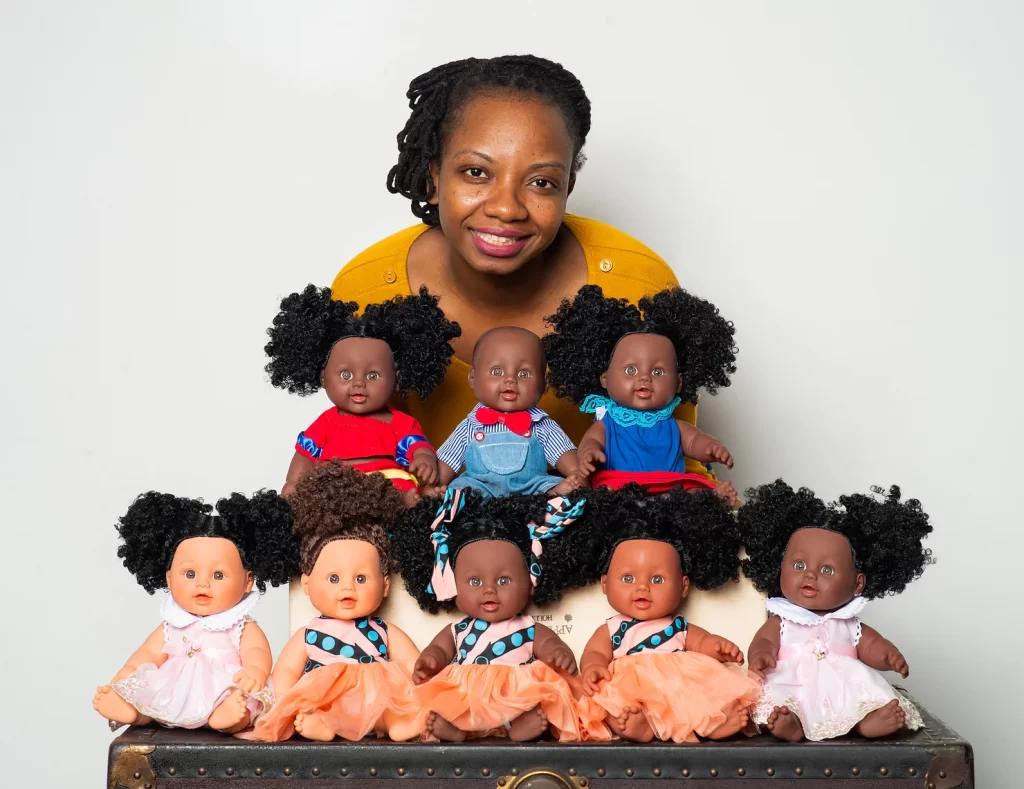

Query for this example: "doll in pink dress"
[93,490,297,732]
[740,480,933,741]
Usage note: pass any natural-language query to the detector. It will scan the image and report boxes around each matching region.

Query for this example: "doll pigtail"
[393,493,471,614]
[264,284,361,395]
[213,490,299,592]
[361,286,461,399]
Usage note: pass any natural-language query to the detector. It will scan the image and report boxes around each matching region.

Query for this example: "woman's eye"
[213,571,224,581]
[624,364,638,376]
[531,178,555,189]
[652,368,665,377]
[652,575,664,584]
[366,372,379,381]
[489,367,503,377]
[793,560,806,571]
[466,167,485,178]
[621,574,634,584]
[185,570,196,579]
[328,574,340,584]
[339,370,353,381]
[497,576,512,586]
[356,574,367,584]
[517,369,531,379]
[468,577,482,587]
[821,565,834,576]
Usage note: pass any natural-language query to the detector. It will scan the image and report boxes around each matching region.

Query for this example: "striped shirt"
[436,404,576,472]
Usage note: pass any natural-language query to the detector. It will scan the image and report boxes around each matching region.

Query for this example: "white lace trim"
[160,590,261,630]
[765,596,867,625]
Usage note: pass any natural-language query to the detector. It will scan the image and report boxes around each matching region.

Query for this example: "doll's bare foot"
[765,705,804,742]
[705,702,749,740]
[426,712,467,742]
[549,475,584,496]
[93,685,143,727]
[294,712,336,741]
[508,707,549,741]
[856,699,905,738]
[208,689,251,733]
[607,705,654,742]
[401,488,422,508]
[711,481,738,509]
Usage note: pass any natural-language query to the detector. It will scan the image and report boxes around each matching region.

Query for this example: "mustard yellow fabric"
[331,214,711,475]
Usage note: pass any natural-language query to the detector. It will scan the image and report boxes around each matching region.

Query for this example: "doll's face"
[600,333,682,411]
[468,327,546,412]
[453,539,533,622]
[428,93,575,277]
[781,528,865,613]
[320,337,396,414]
[601,539,688,621]
[302,539,389,620]
[166,537,254,616]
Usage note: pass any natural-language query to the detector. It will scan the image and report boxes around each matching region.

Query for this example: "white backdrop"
[2,1,1020,785]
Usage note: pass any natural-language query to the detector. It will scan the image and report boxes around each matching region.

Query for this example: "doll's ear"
[319,369,326,390]
[382,574,391,599]
[245,572,254,594]
[600,574,608,595]
[599,369,608,390]
[675,372,683,394]
[467,366,476,388]
[680,575,690,600]
[301,574,311,597]
[855,572,866,596]
[427,162,440,206]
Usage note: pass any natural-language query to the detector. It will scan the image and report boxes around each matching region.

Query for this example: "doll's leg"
[425,712,467,742]
[93,685,151,727]
[507,706,549,741]
[704,699,750,740]
[855,699,906,738]
[605,705,655,743]
[765,705,804,742]
[208,689,252,733]
[294,712,336,741]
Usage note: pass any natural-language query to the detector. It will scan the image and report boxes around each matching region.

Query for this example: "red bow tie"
[476,407,533,437]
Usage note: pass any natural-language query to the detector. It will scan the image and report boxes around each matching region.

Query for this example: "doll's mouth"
[338,597,357,607]
[500,390,519,401]
[634,387,652,399]
[193,593,213,604]
[481,601,500,613]
[632,597,652,609]
[800,584,818,597]
[350,394,368,403]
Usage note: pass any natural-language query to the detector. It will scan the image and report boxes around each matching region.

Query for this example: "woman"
[332,55,707,476]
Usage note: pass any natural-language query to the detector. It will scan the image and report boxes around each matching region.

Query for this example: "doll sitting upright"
[245,461,426,742]
[544,285,737,503]
[93,489,296,732]
[434,327,582,499]
[265,284,460,504]
[392,490,587,742]
[740,480,932,741]
[575,486,760,742]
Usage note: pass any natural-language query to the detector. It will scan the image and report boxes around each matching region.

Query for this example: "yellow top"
[331,214,709,475]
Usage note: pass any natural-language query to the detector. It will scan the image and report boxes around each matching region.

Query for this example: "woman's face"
[429,92,575,275]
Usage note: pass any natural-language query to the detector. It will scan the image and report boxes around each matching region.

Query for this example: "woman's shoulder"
[564,214,679,298]
[330,224,428,303]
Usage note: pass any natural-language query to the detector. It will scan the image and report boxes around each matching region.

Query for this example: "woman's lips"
[469,229,531,258]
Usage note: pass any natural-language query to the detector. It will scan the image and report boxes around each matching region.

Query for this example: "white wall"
[2,1,1019,784]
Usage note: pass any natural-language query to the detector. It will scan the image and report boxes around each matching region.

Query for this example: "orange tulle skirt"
[415,662,582,741]
[244,661,427,742]
[578,652,760,742]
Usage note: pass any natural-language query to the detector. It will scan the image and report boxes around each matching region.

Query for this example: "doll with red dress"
[265,284,460,504]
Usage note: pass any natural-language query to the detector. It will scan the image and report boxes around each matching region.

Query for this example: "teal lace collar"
[580,394,682,428]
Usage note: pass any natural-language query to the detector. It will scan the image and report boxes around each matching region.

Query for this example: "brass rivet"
[599,259,613,273]
[426,768,435,776]
[254,768,262,777]
[283,768,291,776]
[682,768,690,777]
[851,767,860,776]
[198,767,207,776]
[340,768,348,776]
[795,767,804,775]
[497,780,505,786]
[909,768,917,776]
[510,768,519,776]
[168,768,177,776]
[145,784,153,789]
[737,768,745,776]
[579,780,588,787]
[929,784,937,789]
[134,772,142,780]
[710,768,718,777]
[312,767,320,776]
[939,772,947,779]
[880,767,888,776]
[370,768,378,777]
[384,270,397,284]
[226,767,235,776]
[569,768,577,776]
[398,768,405,776]
[653,768,661,776]
[625,768,634,777]
[482,769,490,777]
[824,768,832,777]
[454,768,462,776]
[597,768,606,777]
[767,768,775,776]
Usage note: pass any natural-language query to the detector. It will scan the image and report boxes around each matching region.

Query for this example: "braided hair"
[264,284,460,399]
[544,284,737,406]
[387,55,592,225]
[739,479,934,600]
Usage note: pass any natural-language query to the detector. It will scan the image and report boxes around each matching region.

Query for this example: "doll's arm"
[533,623,578,675]
[109,624,169,683]
[857,623,910,678]
[412,625,456,684]
[408,448,440,487]
[677,421,734,469]
[578,625,614,695]
[282,452,315,498]
[437,460,458,487]
[687,623,744,664]
[575,421,607,477]
[386,624,422,675]
[269,629,310,697]
[746,616,782,679]
[234,621,274,693]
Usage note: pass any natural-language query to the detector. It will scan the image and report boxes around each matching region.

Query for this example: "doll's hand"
[544,645,578,675]
[748,652,776,680]
[578,446,606,477]
[884,646,910,678]
[233,666,268,694]
[709,637,744,665]
[280,482,296,500]
[549,472,587,496]
[409,453,439,487]
[412,648,446,685]
[706,441,734,469]
[581,664,611,695]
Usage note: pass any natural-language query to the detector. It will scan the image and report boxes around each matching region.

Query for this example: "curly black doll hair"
[289,460,406,576]
[116,489,299,594]
[387,55,591,225]
[264,284,461,399]
[571,485,744,590]
[738,479,934,600]
[543,284,737,406]
[392,490,592,614]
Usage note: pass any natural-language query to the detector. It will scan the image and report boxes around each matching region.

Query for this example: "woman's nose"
[484,178,528,222]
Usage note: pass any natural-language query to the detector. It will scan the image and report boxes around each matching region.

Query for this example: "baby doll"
[575,486,760,742]
[245,461,425,742]
[265,284,460,504]
[392,490,587,741]
[93,489,296,732]
[434,326,581,499]
[544,285,737,504]
[740,479,932,741]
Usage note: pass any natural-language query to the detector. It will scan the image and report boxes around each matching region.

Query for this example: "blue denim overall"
[449,427,563,499]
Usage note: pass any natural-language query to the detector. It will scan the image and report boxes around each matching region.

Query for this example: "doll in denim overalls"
[435,327,583,499]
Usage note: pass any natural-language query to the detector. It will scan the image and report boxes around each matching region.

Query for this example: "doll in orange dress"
[576,486,760,742]
[392,490,588,741]
[245,462,426,742]
[265,284,460,504]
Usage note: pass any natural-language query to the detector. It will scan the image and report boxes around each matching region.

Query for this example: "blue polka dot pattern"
[474,620,489,631]
[368,630,379,642]
[340,645,355,658]
[474,655,491,665]
[651,635,662,646]
[511,633,523,647]
[492,641,506,656]
[465,633,477,646]
[439,544,448,554]
[305,631,317,644]
[321,636,336,651]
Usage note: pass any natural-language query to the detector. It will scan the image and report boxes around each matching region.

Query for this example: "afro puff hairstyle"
[543,284,736,406]
[264,284,461,399]
[739,479,934,600]
[116,489,298,594]
[391,491,591,613]
[569,485,743,590]
[289,460,406,575]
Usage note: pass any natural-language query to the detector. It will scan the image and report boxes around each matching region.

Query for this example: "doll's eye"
[624,365,638,376]
[468,577,482,587]
[489,367,503,377]
[213,571,224,581]
[356,574,367,584]
[517,369,531,379]
[621,574,635,584]
[366,372,380,381]
[497,576,512,586]
[820,565,835,576]
[793,560,807,571]
[652,367,665,377]
[651,575,665,584]
[185,570,196,579]
[339,370,353,381]
[329,574,340,584]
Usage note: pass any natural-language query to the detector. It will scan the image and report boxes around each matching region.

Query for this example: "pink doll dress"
[752,596,923,741]
[111,591,271,728]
